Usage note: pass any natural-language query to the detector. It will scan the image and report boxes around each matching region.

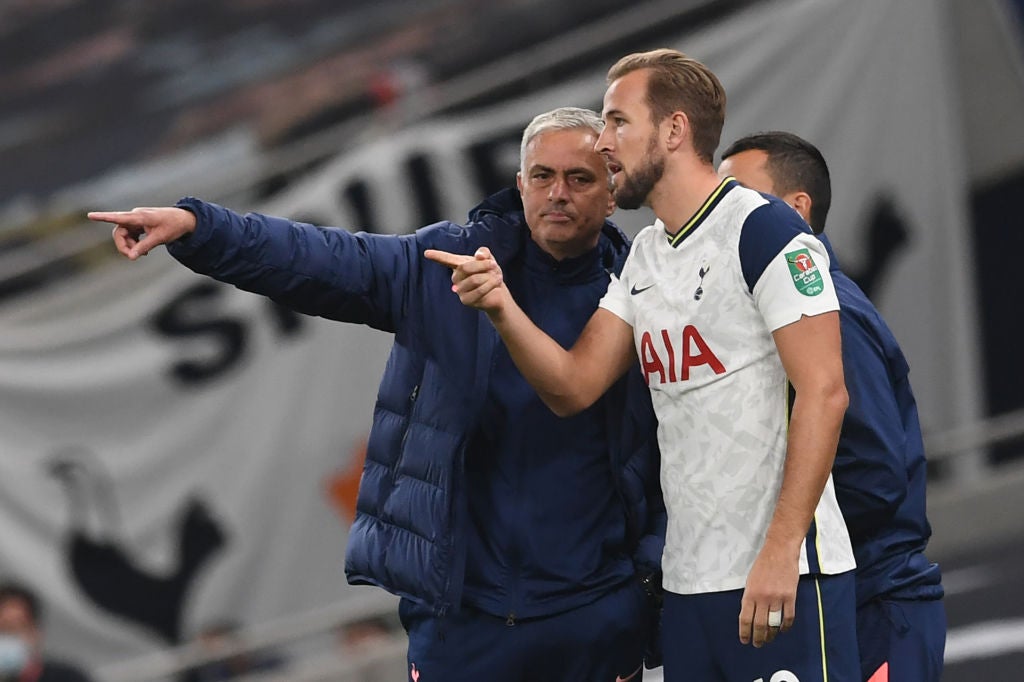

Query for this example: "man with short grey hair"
[90,107,664,682]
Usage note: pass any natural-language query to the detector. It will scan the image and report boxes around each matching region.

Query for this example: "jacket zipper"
[395,384,420,484]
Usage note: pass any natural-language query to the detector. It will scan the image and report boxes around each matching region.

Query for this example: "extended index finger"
[87,210,146,227]
[424,249,473,270]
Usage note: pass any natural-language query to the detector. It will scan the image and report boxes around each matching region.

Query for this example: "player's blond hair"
[607,48,726,164]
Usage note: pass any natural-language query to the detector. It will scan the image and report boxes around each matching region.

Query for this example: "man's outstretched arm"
[91,202,420,331]
[425,247,637,416]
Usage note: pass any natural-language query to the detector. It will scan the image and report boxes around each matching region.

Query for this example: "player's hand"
[88,207,197,260]
[738,542,798,647]
[424,247,510,316]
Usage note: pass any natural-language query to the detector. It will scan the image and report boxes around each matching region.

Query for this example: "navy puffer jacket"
[170,189,665,617]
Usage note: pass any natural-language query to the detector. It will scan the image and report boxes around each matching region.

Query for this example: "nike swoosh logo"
[630,282,655,295]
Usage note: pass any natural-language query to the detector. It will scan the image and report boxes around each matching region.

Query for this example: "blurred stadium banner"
[0,0,984,672]
[0,251,392,666]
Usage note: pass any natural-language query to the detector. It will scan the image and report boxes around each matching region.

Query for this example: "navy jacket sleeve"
[631,384,666,576]
[168,197,419,333]
[833,302,909,539]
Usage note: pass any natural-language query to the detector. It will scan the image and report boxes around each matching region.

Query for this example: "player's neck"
[648,161,723,231]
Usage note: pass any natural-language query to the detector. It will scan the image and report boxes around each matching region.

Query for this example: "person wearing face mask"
[0,583,91,682]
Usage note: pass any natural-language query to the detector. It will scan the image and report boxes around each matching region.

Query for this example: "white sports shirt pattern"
[600,179,855,595]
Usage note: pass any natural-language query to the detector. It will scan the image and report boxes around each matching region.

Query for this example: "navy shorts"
[661,571,860,682]
[856,597,946,682]
[400,578,651,682]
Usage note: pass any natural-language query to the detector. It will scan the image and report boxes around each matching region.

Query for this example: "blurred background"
[2,0,1024,679]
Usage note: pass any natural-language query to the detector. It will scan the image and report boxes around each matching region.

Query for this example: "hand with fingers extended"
[738,541,799,648]
[88,207,197,260]
[424,247,511,318]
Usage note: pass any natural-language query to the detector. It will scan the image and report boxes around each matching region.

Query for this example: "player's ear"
[664,111,688,151]
[516,171,525,195]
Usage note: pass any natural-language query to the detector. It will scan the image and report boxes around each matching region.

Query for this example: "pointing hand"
[88,207,197,260]
[424,246,510,316]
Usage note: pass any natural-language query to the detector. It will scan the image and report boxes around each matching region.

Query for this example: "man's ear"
[787,191,813,225]
[664,111,689,152]
[516,171,524,194]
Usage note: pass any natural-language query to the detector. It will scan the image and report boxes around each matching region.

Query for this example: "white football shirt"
[600,179,855,594]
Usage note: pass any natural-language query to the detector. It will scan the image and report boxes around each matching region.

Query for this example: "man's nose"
[595,126,612,154]
[548,177,570,201]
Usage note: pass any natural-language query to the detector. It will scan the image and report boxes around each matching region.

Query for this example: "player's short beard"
[613,135,665,210]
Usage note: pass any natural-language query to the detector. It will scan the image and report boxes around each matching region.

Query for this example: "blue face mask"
[0,635,28,674]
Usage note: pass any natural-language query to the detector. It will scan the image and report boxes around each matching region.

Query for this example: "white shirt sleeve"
[752,232,839,331]
[599,271,635,326]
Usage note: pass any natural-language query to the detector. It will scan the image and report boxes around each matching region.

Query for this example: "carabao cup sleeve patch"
[784,248,824,296]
